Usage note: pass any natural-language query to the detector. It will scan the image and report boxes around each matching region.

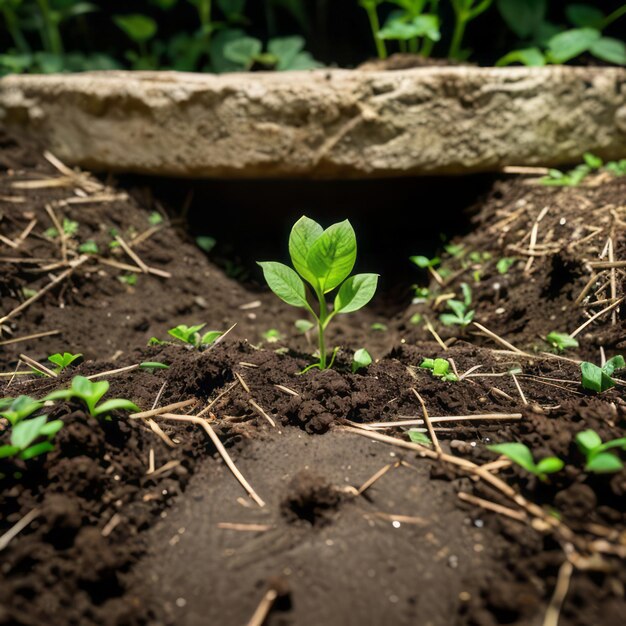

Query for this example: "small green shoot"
[440,283,474,327]
[408,430,432,446]
[167,324,222,348]
[295,319,315,334]
[78,240,99,254]
[371,322,388,332]
[148,211,164,225]
[196,236,216,253]
[0,414,63,461]
[580,355,625,393]
[0,395,42,426]
[409,312,423,325]
[449,0,494,59]
[546,332,578,353]
[352,348,372,373]
[575,430,626,473]
[258,216,378,371]
[118,273,138,286]
[488,442,563,482]
[44,376,139,418]
[410,255,440,269]
[262,328,283,343]
[496,257,517,274]
[48,352,82,373]
[419,357,458,382]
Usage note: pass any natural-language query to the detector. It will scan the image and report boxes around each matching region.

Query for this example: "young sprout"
[575,430,626,473]
[488,442,564,482]
[581,355,625,393]
[409,312,423,325]
[371,322,388,332]
[410,255,440,270]
[546,332,579,352]
[44,376,139,418]
[352,348,372,373]
[440,283,474,327]
[0,396,43,426]
[262,328,283,343]
[496,257,517,274]
[294,319,314,334]
[167,324,222,348]
[78,240,99,255]
[258,216,378,371]
[419,357,458,382]
[118,273,138,286]
[196,236,216,253]
[148,211,163,225]
[48,352,83,374]
[408,430,432,446]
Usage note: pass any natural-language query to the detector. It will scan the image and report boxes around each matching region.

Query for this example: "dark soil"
[1,132,625,626]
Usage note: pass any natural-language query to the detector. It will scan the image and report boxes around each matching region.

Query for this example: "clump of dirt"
[281,470,344,526]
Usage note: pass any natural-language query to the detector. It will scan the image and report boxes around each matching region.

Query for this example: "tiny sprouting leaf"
[78,241,99,254]
[196,236,216,253]
[93,398,140,417]
[114,14,158,42]
[496,257,517,274]
[546,332,578,352]
[11,415,49,450]
[21,442,55,460]
[487,442,537,474]
[547,27,601,63]
[288,216,324,286]
[461,283,472,307]
[575,429,603,454]
[496,0,546,40]
[200,330,223,345]
[0,396,43,425]
[581,361,617,393]
[586,453,624,473]
[447,299,466,319]
[305,220,357,293]
[410,255,439,268]
[420,358,435,370]
[408,430,432,446]
[39,420,63,438]
[334,274,379,314]
[63,219,79,236]
[148,211,163,225]
[432,358,450,377]
[257,262,313,311]
[496,47,546,67]
[168,324,206,344]
[535,457,564,475]
[603,355,625,377]
[352,348,372,373]
[262,329,283,343]
[139,361,170,369]
[48,352,82,370]
[295,319,314,333]
[0,445,21,459]
[371,322,388,332]
[267,36,305,70]
[583,152,603,170]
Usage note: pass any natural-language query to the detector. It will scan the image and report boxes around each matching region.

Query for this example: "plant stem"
[316,289,328,369]
[2,8,30,54]
[602,5,626,28]
[364,3,387,59]
[36,0,63,55]
[198,0,213,47]
[449,12,466,59]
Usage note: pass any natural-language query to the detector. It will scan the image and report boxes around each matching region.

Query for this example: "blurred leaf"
[114,14,158,43]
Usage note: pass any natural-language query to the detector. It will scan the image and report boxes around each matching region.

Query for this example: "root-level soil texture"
[1,131,625,626]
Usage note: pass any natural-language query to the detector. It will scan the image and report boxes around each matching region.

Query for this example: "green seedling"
[0,413,63,461]
[546,332,578,353]
[118,273,138,286]
[0,395,42,426]
[497,1,626,67]
[258,216,378,371]
[168,324,222,348]
[45,376,139,418]
[44,218,78,239]
[114,13,159,69]
[440,283,474,327]
[196,236,216,253]
[352,348,372,373]
[409,312,423,325]
[540,153,603,187]
[419,357,458,381]
[444,243,465,258]
[262,328,284,343]
[48,352,82,373]
[605,159,626,176]
[78,240,99,254]
[488,442,563,482]
[408,430,432,446]
[449,0,493,59]
[410,255,440,269]
[371,322,388,332]
[148,211,163,226]
[295,319,315,334]
[496,257,517,274]
[575,430,626,473]
[581,355,625,393]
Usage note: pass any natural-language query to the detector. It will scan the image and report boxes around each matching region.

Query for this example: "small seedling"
[0,414,63,460]
[546,332,578,352]
[487,442,563,482]
[196,236,216,253]
[408,430,432,446]
[580,355,625,393]
[118,273,138,286]
[294,319,315,334]
[0,395,42,426]
[45,376,139,418]
[167,324,222,348]
[440,283,474,327]
[45,218,79,239]
[413,286,430,301]
[496,257,516,274]
[48,352,82,373]
[371,322,388,332]
[352,348,372,373]
[575,430,626,473]
[262,328,283,343]
[540,153,604,187]
[148,211,163,225]
[419,357,458,382]
[258,216,378,371]
[410,255,440,269]
[78,240,99,254]
[409,312,423,325]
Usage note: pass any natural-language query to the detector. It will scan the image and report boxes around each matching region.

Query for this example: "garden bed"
[0,131,625,626]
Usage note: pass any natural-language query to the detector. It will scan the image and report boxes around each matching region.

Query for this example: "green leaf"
[168,324,205,344]
[306,220,357,293]
[334,274,378,314]
[21,442,55,460]
[288,216,324,286]
[546,332,578,352]
[583,152,603,169]
[547,28,600,64]
[48,352,82,369]
[217,0,246,17]
[113,14,157,42]
[0,445,20,459]
[586,452,624,473]
[535,457,564,475]
[352,348,372,373]
[223,36,263,67]
[379,14,440,41]
[496,47,546,67]
[432,358,450,378]
[581,361,605,392]
[487,442,537,474]
[575,430,602,455]
[566,4,605,29]
[43,389,74,403]
[410,255,438,268]
[39,420,63,437]
[268,36,305,70]
[139,361,170,369]
[419,358,435,370]
[603,355,625,377]
[11,415,48,449]
[295,319,314,333]
[496,257,517,274]
[281,51,322,71]
[78,241,99,254]
[200,330,222,345]
[496,0,546,39]
[257,261,313,311]
[408,430,431,446]
[597,438,626,454]
[196,236,216,253]
[93,399,140,417]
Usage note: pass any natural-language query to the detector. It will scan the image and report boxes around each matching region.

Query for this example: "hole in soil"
[280,470,343,526]
[122,174,496,310]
